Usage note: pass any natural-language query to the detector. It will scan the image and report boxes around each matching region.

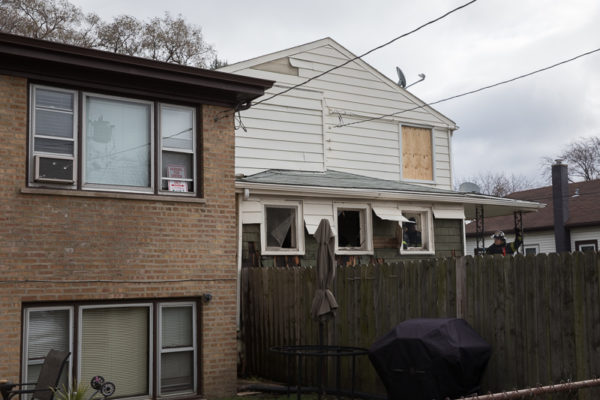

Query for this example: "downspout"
[236,192,243,327]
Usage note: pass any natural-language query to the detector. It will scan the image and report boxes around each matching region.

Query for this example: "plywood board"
[402,126,433,181]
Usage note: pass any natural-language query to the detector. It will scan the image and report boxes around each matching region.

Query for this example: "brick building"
[0,33,272,398]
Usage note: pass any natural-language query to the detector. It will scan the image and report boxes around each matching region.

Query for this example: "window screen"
[160,305,195,394]
[85,96,151,188]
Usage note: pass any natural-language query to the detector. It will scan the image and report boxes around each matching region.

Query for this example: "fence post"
[456,256,467,318]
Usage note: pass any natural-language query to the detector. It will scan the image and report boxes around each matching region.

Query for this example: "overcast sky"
[70,0,600,186]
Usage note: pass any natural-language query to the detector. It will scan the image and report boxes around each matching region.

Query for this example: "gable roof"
[465,179,600,235]
[219,37,456,129]
[237,169,544,218]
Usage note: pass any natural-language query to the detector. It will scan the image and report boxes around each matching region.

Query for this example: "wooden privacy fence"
[240,252,600,398]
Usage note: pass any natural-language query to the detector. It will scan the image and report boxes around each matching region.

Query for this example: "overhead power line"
[252,0,478,108]
[214,0,478,121]
[335,46,600,128]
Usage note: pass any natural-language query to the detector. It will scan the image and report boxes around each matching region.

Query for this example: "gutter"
[235,181,545,210]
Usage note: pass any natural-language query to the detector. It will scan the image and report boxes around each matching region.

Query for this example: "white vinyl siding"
[570,227,600,251]
[224,41,454,189]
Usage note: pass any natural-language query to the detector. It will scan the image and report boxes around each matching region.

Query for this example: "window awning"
[432,205,465,220]
[372,206,410,223]
[304,201,334,235]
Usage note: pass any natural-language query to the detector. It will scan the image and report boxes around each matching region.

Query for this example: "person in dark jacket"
[486,230,522,255]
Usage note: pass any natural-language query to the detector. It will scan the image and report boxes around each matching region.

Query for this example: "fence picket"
[241,253,600,398]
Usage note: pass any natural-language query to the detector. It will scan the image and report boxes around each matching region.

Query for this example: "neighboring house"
[0,33,272,399]
[466,162,600,255]
[218,38,544,268]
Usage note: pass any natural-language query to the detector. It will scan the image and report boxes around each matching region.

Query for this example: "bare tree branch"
[0,0,219,68]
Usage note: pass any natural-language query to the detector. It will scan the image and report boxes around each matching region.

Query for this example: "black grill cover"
[368,318,491,400]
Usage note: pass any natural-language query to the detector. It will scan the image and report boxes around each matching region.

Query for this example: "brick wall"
[0,75,238,398]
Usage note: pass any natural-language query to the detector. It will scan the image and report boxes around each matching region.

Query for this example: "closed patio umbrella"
[310,218,338,399]
[311,218,338,323]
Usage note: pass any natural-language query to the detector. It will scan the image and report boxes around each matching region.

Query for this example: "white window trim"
[22,306,74,391]
[29,85,78,189]
[261,200,305,256]
[334,203,373,255]
[157,302,197,396]
[158,103,197,196]
[77,303,154,399]
[400,207,435,255]
[82,92,155,194]
[524,244,540,255]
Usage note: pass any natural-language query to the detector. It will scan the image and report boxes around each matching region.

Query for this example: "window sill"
[400,249,435,256]
[336,249,374,255]
[21,187,207,203]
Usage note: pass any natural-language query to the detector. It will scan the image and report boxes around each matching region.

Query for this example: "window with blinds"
[23,301,198,400]
[80,306,151,398]
[159,304,196,395]
[23,308,72,390]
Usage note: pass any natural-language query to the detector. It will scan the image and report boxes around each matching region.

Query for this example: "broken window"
[401,210,433,253]
[265,206,297,250]
[336,208,370,251]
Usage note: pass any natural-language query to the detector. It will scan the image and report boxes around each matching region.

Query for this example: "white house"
[219,38,543,267]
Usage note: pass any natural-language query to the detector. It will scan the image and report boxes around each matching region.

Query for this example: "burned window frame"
[400,208,435,255]
[261,201,305,255]
[334,203,373,255]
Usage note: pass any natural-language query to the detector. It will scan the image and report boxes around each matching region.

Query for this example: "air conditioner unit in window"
[34,155,75,183]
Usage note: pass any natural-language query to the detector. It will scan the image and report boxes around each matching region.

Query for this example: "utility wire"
[253,0,477,107]
[214,0,478,121]
[336,46,600,128]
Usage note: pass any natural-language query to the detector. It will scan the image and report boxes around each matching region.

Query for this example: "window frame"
[575,239,598,252]
[22,306,74,392]
[261,201,305,255]
[524,244,540,255]
[334,203,373,255]
[22,300,200,400]
[28,85,78,189]
[157,302,197,396]
[81,92,155,194]
[28,84,201,198]
[399,207,435,255]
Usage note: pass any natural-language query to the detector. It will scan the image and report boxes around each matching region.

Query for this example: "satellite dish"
[459,182,481,193]
[396,67,406,88]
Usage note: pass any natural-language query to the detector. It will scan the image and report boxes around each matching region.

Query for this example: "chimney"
[552,159,570,252]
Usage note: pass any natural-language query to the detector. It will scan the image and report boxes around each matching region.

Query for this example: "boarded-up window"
[402,126,433,181]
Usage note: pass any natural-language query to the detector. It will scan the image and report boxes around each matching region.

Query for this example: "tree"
[0,0,219,68]
[457,172,535,197]
[541,136,600,182]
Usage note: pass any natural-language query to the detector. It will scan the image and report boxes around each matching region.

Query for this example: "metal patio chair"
[3,349,70,400]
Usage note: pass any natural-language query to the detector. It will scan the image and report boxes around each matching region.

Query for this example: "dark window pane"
[35,110,73,138]
[36,157,73,182]
[34,138,74,155]
[36,89,73,110]
[337,210,362,247]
